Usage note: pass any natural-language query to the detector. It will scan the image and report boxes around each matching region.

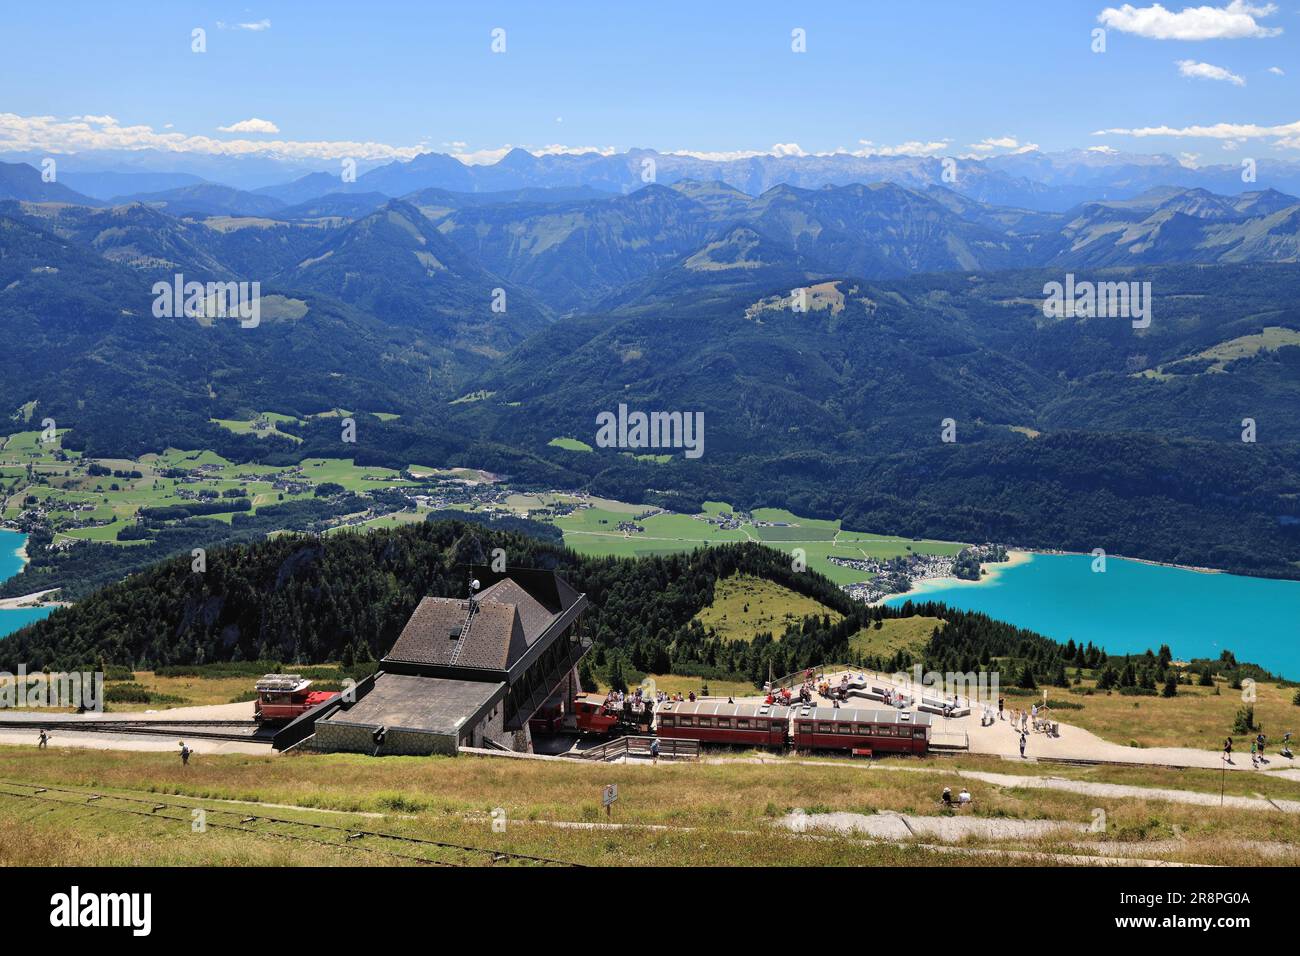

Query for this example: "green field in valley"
[533,499,965,585]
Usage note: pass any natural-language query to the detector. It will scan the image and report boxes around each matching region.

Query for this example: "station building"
[284,568,590,756]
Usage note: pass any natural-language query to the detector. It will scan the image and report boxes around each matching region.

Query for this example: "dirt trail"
[707,756,1300,813]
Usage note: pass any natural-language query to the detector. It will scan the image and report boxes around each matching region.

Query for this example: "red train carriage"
[655,700,790,747]
[791,706,931,755]
[253,674,336,724]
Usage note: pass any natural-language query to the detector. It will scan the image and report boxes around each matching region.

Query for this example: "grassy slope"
[692,573,842,641]
[1036,673,1300,751]
[0,747,1296,866]
[850,616,944,658]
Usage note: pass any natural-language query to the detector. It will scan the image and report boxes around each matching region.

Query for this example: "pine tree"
[608,655,627,694]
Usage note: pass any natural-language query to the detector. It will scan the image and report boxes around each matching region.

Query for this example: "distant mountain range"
[12,145,1300,211]
[3,155,1300,578]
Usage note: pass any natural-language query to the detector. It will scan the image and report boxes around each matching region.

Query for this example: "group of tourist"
[941,786,972,809]
[602,687,666,715]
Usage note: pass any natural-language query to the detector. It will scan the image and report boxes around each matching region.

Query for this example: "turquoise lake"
[886,552,1300,680]
[0,529,53,638]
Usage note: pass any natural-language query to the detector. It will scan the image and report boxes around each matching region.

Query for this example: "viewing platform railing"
[580,735,699,762]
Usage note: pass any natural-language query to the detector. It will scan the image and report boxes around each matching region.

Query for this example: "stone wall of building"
[314,720,457,757]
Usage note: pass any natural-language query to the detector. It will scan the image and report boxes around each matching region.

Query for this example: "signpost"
[602,783,618,818]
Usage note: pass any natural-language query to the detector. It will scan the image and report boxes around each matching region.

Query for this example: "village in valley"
[1,418,998,607]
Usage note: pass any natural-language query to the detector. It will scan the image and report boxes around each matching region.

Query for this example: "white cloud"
[1095,118,1300,150]
[1097,2,1281,40]
[0,112,422,161]
[1177,59,1246,84]
[441,143,618,165]
[965,136,1040,155]
[1094,118,1300,140]
[1268,66,1284,75]
[662,143,810,161]
[1088,144,1121,153]
[532,143,616,157]
[448,146,511,165]
[1178,151,1202,166]
[857,139,951,157]
[217,117,280,134]
[218,19,271,31]
[663,148,767,161]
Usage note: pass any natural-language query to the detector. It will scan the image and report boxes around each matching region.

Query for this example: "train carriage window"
[877,725,894,736]
[680,716,694,726]
[798,722,813,733]
[660,716,675,727]
[817,722,834,733]
[914,728,927,738]
[736,719,750,729]
[717,718,732,728]
[836,723,854,733]
[698,718,713,728]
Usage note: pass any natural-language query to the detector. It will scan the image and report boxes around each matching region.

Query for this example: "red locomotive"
[253,674,337,724]
[527,693,649,736]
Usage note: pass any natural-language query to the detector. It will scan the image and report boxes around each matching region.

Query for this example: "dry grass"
[1037,676,1298,750]
[0,745,1296,866]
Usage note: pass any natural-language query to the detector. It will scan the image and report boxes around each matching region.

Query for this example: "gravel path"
[708,756,1300,813]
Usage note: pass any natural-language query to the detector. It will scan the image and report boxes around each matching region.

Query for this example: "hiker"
[1256,732,1266,757]
[179,741,192,766]
[1250,740,1258,768]
[1224,737,1233,764]
[958,787,971,807]
[998,696,1004,717]
[1019,732,1027,758]
[1282,732,1294,759]
[37,729,48,749]
[941,787,953,808]
[650,737,660,765]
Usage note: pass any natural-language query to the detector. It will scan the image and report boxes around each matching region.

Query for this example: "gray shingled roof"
[475,578,553,642]
[384,598,472,667]
[383,578,560,673]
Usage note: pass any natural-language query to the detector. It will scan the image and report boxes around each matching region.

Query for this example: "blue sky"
[1,0,1298,168]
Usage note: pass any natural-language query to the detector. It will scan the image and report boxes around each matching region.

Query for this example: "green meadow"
[546,499,965,584]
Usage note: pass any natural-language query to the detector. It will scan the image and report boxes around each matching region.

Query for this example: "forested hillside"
[3,518,1093,690]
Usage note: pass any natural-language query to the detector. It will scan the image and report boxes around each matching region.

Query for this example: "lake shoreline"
[877,546,1233,607]
[869,549,1033,606]
[1023,547,1225,576]
[0,588,68,611]
[0,530,60,637]
[880,548,1299,680]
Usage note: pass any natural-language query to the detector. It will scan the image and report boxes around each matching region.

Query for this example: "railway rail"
[0,780,578,867]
